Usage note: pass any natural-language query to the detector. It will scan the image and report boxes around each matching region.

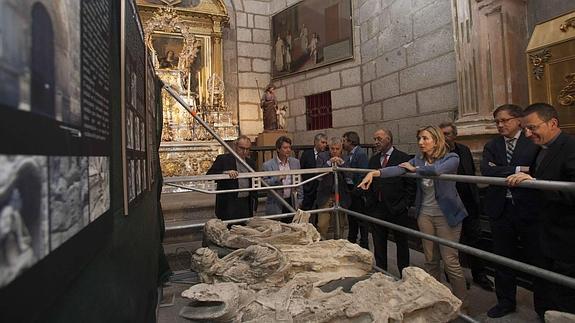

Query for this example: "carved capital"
[558,73,575,106]
[560,17,575,32]
[529,48,552,81]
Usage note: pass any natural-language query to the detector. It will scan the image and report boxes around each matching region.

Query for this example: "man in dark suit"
[342,131,369,248]
[366,129,415,275]
[315,137,351,240]
[206,135,257,220]
[481,104,542,318]
[299,133,328,210]
[507,103,575,315]
[440,122,494,292]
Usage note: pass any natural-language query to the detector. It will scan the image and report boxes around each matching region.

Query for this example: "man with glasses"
[439,122,494,292]
[207,135,257,220]
[480,104,542,318]
[507,103,575,315]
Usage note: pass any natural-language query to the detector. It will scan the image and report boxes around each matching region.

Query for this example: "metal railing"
[162,84,575,322]
[164,165,575,289]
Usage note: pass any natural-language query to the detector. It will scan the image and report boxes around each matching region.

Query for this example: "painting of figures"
[271,0,353,78]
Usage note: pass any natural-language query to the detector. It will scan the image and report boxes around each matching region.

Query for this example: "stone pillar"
[451,0,529,140]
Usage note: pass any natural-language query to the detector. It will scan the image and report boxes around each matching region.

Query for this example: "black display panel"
[0,0,113,297]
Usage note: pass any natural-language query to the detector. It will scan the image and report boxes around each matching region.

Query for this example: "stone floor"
[157,240,541,323]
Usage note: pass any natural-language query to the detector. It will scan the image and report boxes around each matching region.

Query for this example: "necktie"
[506,138,516,164]
[381,154,389,168]
[378,154,389,202]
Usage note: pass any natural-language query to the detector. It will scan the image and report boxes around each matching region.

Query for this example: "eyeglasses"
[493,117,517,125]
[523,121,547,132]
[442,132,454,137]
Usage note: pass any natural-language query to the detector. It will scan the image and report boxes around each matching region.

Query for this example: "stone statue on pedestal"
[260,84,278,131]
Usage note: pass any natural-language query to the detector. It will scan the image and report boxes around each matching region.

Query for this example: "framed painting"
[271,0,353,79]
[151,32,185,70]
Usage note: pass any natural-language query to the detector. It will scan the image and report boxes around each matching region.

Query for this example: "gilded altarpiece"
[527,9,575,132]
[137,1,236,182]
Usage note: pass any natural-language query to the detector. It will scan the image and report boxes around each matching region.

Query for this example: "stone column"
[451,0,529,140]
[211,19,224,77]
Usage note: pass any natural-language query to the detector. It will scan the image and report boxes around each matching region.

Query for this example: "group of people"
[274,24,321,73]
[206,102,575,318]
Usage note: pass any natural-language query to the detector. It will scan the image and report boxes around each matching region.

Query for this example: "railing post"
[333,164,341,239]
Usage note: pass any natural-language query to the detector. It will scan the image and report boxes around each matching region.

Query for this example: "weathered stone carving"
[192,239,373,289]
[191,244,292,290]
[181,267,462,322]
[545,310,575,323]
[203,216,320,250]
[278,239,373,286]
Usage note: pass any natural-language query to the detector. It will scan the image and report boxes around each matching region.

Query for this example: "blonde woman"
[358,125,468,302]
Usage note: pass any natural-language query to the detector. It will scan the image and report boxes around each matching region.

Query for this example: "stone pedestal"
[255,131,291,169]
[256,130,290,146]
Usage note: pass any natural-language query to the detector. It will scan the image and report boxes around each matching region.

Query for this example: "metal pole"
[340,207,575,290]
[333,164,341,239]
[163,84,295,213]
[336,167,575,192]
[165,207,335,230]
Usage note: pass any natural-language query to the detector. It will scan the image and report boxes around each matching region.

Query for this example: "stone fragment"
[203,216,320,250]
[191,244,292,290]
[181,267,462,322]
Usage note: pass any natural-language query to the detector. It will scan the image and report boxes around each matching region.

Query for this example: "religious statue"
[260,84,278,131]
[276,105,288,130]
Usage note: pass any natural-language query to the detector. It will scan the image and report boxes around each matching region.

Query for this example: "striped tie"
[506,138,516,164]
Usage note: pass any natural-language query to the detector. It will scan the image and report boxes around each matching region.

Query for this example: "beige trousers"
[417,213,467,301]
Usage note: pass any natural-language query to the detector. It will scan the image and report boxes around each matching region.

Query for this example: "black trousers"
[460,210,488,279]
[489,199,546,314]
[346,189,368,248]
[279,197,294,223]
[217,196,252,220]
[369,201,410,276]
[541,257,575,315]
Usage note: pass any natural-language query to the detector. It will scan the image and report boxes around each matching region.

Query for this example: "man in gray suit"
[262,136,303,221]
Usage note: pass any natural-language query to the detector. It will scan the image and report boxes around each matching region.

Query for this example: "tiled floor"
[158,240,541,323]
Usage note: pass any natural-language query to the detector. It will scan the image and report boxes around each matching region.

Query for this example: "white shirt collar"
[384,146,394,156]
[277,156,289,166]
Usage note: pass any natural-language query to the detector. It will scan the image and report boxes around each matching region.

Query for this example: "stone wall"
[527,0,575,34]
[359,0,457,152]
[224,0,273,139]
[264,0,458,153]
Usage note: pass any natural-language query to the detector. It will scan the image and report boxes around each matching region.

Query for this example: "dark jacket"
[379,152,468,227]
[300,149,320,209]
[206,153,257,219]
[480,133,539,219]
[367,148,415,217]
[532,132,575,262]
[452,142,480,218]
[345,146,369,185]
[314,151,351,209]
